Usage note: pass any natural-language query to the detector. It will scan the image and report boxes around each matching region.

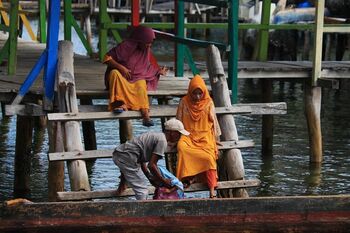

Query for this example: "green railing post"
[64,0,72,41]
[228,0,239,103]
[38,0,46,43]
[8,0,19,75]
[257,0,271,61]
[99,0,108,61]
[175,0,185,77]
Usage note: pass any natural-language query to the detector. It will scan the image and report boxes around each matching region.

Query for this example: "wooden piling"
[81,98,97,150]
[262,79,273,156]
[119,120,133,143]
[34,100,47,129]
[47,121,65,201]
[206,45,248,198]
[304,84,322,163]
[57,40,90,191]
[1,102,6,118]
[14,115,33,198]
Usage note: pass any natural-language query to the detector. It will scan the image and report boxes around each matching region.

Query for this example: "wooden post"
[261,79,273,156]
[1,102,6,118]
[57,40,90,191]
[47,121,65,201]
[206,45,248,198]
[175,0,185,77]
[85,14,94,57]
[99,0,108,61]
[80,98,97,150]
[14,115,33,198]
[34,100,47,129]
[258,0,273,157]
[119,120,133,144]
[304,84,322,163]
[38,0,47,43]
[8,0,19,75]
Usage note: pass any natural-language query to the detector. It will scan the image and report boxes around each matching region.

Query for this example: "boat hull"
[1,195,350,233]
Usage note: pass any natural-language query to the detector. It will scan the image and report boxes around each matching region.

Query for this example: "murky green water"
[1,79,349,201]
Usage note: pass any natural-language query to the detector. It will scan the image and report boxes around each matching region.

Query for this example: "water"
[1,80,349,201]
[1,22,349,202]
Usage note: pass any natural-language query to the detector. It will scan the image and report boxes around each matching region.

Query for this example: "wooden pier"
[1,32,349,103]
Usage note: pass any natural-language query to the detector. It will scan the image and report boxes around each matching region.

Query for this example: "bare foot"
[183,178,195,188]
[116,183,127,195]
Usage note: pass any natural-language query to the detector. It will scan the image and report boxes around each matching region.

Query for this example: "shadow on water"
[257,156,276,196]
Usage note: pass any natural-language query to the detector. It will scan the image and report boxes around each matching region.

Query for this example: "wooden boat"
[1,195,350,233]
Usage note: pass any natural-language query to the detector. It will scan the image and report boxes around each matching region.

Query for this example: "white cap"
[164,118,190,136]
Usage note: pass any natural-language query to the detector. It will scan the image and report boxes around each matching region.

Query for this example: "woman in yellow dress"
[176,75,221,198]
[103,26,168,127]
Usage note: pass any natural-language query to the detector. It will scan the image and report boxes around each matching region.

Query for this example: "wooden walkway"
[1,33,350,103]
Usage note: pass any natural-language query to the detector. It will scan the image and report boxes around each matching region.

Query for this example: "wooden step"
[45,102,287,121]
[48,140,254,162]
[56,179,260,201]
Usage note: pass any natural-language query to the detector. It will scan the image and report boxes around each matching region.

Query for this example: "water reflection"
[257,156,276,196]
[305,163,322,194]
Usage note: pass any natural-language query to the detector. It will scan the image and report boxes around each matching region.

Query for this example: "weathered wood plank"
[46,102,287,121]
[56,179,260,201]
[47,105,252,121]
[5,103,44,116]
[5,102,287,117]
[48,140,254,162]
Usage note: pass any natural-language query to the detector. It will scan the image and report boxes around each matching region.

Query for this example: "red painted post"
[131,0,140,26]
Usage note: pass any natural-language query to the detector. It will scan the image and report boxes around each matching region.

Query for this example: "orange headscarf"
[182,75,212,121]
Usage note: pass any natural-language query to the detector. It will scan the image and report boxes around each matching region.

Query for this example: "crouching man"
[113,118,190,200]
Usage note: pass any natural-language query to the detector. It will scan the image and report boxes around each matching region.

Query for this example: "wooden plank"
[5,102,286,117]
[48,140,254,162]
[47,105,253,121]
[47,102,287,121]
[56,179,260,201]
[5,103,44,116]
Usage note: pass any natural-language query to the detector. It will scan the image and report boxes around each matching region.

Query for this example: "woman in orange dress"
[103,26,168,127]
[176,75,221,198]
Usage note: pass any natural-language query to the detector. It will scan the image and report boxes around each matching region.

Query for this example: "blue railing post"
[43,0,60,110]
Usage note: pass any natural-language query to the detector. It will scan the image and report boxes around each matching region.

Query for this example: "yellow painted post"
[18,5,36,41]
[0,1,36,41]
[0,0,10,26]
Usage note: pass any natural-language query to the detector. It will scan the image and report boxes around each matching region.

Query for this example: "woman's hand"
[120,66,131,80]
[159,66,168,76]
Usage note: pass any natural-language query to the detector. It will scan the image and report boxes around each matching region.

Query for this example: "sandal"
[142,119,154,127]
[209,195,217,199]
[113,108,124,114]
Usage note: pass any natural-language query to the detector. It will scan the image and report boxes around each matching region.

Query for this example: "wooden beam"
[6,102,286,117]
[56,179,260,201]
[317,78,339,89]
[5,103,44,116]
[47,105,252,121]
[48,140,254,162]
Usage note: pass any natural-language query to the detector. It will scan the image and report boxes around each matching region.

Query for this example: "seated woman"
[176,75,221,198]
[103,26,168,127]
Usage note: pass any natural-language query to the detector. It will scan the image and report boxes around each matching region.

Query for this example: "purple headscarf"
[105,26,160,91]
